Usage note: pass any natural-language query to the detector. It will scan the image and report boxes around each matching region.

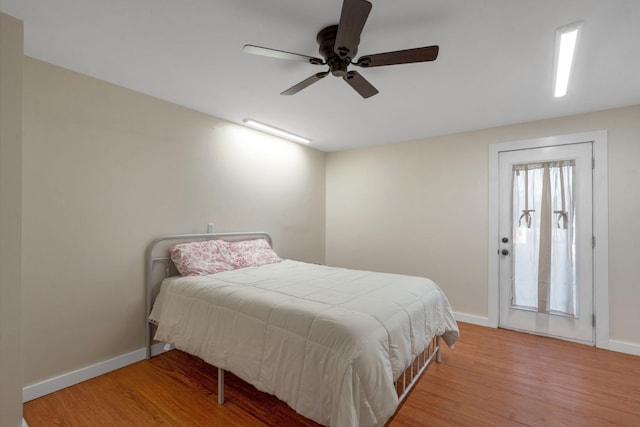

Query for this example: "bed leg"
[218,367,225,404]
[436,336,442,363]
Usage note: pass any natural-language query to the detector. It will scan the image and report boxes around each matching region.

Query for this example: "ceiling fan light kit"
[243,0,439,99]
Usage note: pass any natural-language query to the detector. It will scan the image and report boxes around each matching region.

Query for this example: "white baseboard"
[22,342,168,402]
[151,342,174,357]
[609,339,640,357]
[454,312,490,327]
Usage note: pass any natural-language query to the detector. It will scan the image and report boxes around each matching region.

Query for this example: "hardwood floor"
[24,322,640,426]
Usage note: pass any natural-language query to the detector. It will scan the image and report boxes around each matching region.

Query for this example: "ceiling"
[2,0,639,152]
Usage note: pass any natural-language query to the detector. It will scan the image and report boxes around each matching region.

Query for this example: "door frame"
[488,130,609,349]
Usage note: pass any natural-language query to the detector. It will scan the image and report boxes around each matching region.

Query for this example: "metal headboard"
[144,231,273,359]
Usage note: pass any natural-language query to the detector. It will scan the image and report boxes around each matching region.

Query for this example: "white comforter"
[150,260,459,426]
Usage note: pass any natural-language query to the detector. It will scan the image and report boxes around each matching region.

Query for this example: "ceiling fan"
[243,0,439,99]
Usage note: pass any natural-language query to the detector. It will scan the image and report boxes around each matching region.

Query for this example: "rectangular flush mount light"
[242,118,311,145]
[553,21,583,97]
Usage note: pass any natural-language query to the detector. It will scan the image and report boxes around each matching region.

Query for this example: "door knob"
[501,249,509,256]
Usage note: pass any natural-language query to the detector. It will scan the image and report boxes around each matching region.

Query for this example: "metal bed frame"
[145,231,441,407]
[395,336,441,403]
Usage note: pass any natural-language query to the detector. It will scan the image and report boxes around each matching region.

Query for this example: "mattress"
[150,259,459,426]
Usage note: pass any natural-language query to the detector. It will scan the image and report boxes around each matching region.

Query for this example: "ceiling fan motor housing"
[317,25,353,77]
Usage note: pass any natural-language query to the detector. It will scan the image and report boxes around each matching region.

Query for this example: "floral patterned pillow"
[229,238,282,268]
[170,240,235,276]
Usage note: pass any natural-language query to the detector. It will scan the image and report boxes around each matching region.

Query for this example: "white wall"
[0,12,24,427]
[326,105,640,346]
[21,57,326,387]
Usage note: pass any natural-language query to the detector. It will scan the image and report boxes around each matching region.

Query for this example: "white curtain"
[511,160,577,316]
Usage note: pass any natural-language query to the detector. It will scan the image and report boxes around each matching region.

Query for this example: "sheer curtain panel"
[511,160,577,317]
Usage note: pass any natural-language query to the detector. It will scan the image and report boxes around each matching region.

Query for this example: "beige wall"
[327,105,640,346]
[0,12,24,427]
[21,57,326,386]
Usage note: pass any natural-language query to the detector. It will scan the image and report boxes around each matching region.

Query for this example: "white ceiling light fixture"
[553,21,583,98]
[242,119,311,145]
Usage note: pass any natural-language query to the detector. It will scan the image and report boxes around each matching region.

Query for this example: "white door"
[498,142,593,344]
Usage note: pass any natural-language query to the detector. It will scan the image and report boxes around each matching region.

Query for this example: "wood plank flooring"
[24,322,640,426]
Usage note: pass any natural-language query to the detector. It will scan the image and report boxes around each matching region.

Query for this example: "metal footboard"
[395,336,441,402]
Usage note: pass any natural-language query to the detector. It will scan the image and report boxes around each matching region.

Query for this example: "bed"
[146,232,459,426]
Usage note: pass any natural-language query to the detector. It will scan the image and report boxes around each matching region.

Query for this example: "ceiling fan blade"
[355,45,439,68]
[243,44,324,65]
[343,70,378,98]
[334,0,372,59]
[281,72,330,95]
